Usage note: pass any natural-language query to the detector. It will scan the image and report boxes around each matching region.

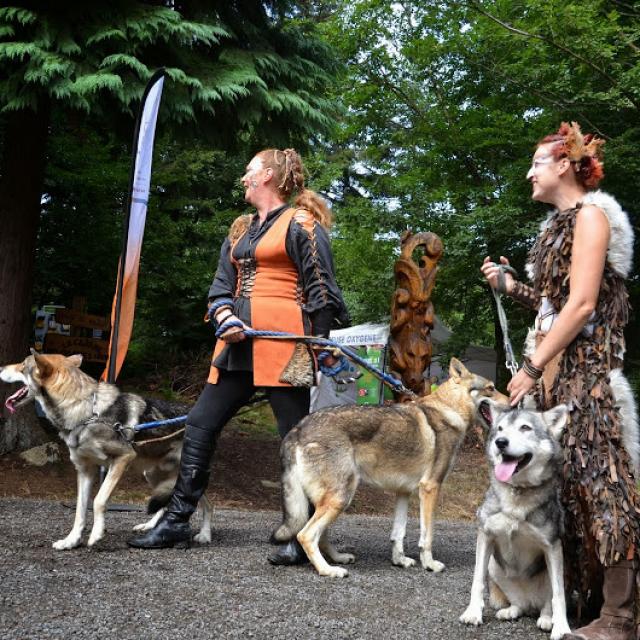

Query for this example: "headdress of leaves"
[559,121,604,163]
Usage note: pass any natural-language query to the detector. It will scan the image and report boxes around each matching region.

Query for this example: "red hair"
[538,122,604,190]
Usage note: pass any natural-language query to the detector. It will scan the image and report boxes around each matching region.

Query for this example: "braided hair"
[256,148,332,229]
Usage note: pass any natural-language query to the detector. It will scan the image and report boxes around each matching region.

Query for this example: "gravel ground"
[0,498,556,640]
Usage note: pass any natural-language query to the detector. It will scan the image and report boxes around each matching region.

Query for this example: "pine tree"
[0,1,338,452]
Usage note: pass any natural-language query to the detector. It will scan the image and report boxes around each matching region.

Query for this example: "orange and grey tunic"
[207,204,348,387]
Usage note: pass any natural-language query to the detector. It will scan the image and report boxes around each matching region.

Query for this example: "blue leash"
[132,322,416,434]
[134,415,188,432]
[215,320,416,398]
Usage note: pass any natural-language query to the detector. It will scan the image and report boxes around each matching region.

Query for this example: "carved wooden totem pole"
[389,231,443,400]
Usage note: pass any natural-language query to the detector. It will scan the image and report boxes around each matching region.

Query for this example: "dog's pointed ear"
[478,398,507,430]
[66,354,83,368]
[449,357,469,381]
[542,404,570,441]
[32,351,53,379]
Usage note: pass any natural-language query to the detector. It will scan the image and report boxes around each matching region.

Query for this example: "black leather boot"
[127,512,192,549]
[267,539,309,566]
[127,427,213,549]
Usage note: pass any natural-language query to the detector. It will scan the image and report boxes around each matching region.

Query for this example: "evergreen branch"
[0,7,36,25]
[100,54,151,79]
[0,25,15,39]
[85,29,127,46]
[164,67,203,90]
[68,73,123,102]
[0,41,40,61]
[55,35,81,56]
[1,93,37,111]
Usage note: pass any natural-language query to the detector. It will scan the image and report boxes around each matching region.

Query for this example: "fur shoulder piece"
[582,190,634,278]
[228,214,252,245]
[526,191,634,281]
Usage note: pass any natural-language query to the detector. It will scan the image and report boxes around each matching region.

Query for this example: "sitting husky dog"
[271,358,509,577]
[0,351,212,549]
[459,401,571,640]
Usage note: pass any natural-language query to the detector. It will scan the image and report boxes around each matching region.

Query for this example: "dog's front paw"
[193,530,212,545]
[420,550,445,572]
[392,554,416,569]
[53,535,82,550]
[87,529,104,547]
[132,521,154,532]
[549,622,571,640]
[536,615,553,631]
[459,604,483,626]
[496,605,521,621]
[319,566,349,578]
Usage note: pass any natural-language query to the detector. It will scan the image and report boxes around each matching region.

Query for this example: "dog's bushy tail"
[271,435,310,542]
[147,478,175,515]
[610,368,640,473]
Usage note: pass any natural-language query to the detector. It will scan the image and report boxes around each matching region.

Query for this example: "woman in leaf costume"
[128,148,348,565]
[482,122,639,640]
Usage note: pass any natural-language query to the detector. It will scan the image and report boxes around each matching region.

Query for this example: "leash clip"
[113,422,135,443]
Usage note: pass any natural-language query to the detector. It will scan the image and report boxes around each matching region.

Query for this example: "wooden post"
[389,231,443,400]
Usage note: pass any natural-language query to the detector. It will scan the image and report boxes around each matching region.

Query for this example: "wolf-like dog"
[459,401,571,640]
[0,351,212,549]
[271,358,509,578]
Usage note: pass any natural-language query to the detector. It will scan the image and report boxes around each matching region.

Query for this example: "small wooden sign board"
[44,333,110,363]
[54,309,110,331]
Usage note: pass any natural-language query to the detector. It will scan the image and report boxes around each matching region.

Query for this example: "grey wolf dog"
[459,401,571,640]
[0,351,212,549]
[271,358,509,577]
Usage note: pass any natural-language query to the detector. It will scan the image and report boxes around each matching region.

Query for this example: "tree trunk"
[0,104,52,453]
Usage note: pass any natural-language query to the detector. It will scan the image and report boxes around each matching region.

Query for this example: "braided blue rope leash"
[207,297,234,323]
[134,415,188,432]
[132,319,417,433]
[215,318,416,397]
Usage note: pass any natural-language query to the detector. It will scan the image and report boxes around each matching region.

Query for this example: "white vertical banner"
[103,69,165,382]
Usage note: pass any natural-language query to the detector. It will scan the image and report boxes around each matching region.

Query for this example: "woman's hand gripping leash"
[314,348,362,385]
[206,299,247,343]
[481,256,533,407]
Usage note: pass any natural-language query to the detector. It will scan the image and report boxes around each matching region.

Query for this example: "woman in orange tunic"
[129,149,348,559]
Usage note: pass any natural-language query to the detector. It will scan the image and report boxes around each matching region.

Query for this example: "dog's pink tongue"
[495,460,518,482]
[4,387,25,414]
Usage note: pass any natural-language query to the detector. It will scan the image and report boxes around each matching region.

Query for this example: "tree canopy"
[1,0,639,455]
[311,0,639,385]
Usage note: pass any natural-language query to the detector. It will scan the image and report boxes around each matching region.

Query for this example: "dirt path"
[0,497,560,640]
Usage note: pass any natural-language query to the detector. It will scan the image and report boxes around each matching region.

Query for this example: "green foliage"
[17,2,342,374]
[14,1,640,389]
[34,119,128,312]
[314,0,639,384]
[0,2,338,142]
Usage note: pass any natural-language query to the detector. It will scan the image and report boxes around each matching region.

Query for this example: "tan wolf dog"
[272,358,508,577]
[0,351,212,549]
